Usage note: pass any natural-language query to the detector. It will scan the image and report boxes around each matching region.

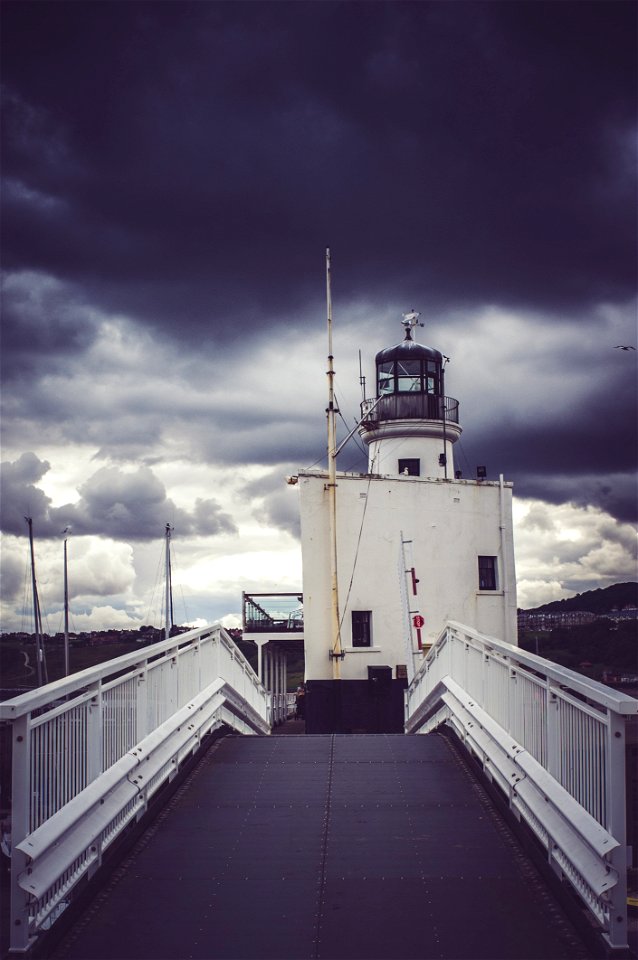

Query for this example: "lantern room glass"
[378,362,395,394]
[396,359,421,392]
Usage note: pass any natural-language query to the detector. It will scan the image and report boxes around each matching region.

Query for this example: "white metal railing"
[0,623,270,953]
[405,621,638,951]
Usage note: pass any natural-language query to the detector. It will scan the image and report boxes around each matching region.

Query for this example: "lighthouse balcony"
[361,393,459,426]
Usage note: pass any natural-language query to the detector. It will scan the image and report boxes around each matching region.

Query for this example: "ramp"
[54,734,593,959]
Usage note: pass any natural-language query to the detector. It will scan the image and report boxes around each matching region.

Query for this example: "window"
[378,362,395,394]
[352,610,372,647]
[398,458,420,476]
[426,361,440,395]
[478,556,498,591]
[396,359,421,393]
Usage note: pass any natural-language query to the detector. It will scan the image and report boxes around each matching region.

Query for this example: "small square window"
[478,556,498,591]
[398,458,420,476]
[352,610,372,647]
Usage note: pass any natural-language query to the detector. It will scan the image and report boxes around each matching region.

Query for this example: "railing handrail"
[414,620,638,714]
[0,622,257,719]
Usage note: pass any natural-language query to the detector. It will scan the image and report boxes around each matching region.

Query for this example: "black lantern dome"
[375,327,445,398]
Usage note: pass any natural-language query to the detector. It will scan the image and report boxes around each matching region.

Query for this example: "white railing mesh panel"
[30,704,90,832]
[556,694,607,825]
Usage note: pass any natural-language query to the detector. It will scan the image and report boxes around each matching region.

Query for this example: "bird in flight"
[614,345,636,351]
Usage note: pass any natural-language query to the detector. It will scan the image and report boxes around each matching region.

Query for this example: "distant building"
[518,610,598,630]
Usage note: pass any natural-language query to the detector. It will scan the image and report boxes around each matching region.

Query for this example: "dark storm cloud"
[1,0,636,544]
[1,0,635,352]
[456,355,638,521]
[0,455,236,541]
[0,270,98,381]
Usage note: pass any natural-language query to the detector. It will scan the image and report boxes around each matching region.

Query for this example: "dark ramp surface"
[55,734,592,960]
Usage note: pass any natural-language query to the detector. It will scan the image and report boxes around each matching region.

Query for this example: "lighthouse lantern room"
[359,311,461,479]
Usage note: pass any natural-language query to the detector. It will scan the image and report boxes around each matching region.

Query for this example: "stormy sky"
[1,1,636,633]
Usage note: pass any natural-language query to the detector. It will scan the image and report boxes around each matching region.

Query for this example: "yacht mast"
[164,523,174,640]
[25,516,48,686]
[63,529,70,676]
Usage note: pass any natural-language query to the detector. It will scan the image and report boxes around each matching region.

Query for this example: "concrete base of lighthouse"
[305,678,408,734]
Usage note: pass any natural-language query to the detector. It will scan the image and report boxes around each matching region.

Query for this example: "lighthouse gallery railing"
[405,621,637,951]
[361,393,459,424]
[0,623,270,953]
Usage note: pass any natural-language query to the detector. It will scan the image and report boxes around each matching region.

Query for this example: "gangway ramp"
[53,733,592,960]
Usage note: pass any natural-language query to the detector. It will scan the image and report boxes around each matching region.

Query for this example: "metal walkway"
[53,734,593,960]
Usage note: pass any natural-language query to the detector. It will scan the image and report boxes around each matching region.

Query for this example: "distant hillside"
[525,582,638,615]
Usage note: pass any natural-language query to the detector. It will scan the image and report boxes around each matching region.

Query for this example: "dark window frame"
[398,458,420,476]
[376,358,442,396]
[478,556,498,591]
[351,610,372,647]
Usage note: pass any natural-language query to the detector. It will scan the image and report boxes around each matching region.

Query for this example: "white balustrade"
[0,623,270,953]
[405,621,638,951]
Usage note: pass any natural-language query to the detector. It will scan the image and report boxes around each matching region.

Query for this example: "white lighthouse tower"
[298,312,517,734]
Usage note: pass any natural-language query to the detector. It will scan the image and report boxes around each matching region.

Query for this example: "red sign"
[413,614,425,629]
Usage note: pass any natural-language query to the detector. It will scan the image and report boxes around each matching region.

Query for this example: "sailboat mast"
[326,249,343,679]
[25,516,47,686]
[164,523,173,641]
[63,533,70,676]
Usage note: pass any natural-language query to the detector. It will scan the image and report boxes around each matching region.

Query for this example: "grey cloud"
[255,488,301,540]
[240,467,302,539]
[0,272,98,382]
[0,452,55,535]
[0,551,24,602]
[510,473,637,526]
[0,457,237,542]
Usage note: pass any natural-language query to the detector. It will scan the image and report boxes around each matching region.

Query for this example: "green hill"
[524,582,637,615]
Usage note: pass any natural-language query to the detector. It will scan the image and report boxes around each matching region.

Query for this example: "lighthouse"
[297,313,517,734]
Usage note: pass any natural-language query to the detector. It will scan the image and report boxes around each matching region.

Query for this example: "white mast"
[164,523,174,641]
[326,249,343,679]
[25,516,47,686]
[63,528,70,676]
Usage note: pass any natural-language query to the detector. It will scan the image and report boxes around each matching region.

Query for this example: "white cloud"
[64,605,143,632]
[513,498,637,608]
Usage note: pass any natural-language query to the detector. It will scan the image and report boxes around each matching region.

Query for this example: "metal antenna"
[359,349,366,402]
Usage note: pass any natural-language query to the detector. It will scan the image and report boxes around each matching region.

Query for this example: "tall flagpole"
[326,249,342,679]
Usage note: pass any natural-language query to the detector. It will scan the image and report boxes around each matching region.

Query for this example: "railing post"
[169,654,178,717]
[10,713,32,952]
[87,682,103,783]
[136,662,148,743]
[546,681,560,780]
[603,710,629,950]
[508,665,517,738]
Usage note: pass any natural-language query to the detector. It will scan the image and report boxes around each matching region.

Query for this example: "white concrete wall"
[366,432,458,479]
[298,470,517,682]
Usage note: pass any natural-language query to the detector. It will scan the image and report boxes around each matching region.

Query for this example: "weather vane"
[401,309,423,340]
